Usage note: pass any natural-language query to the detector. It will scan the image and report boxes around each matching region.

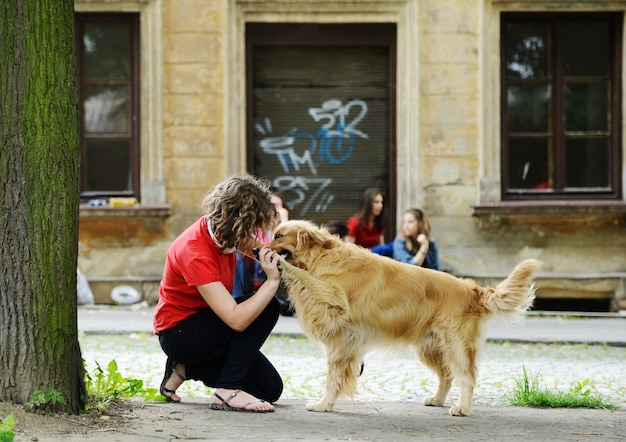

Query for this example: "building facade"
[75,0,626,310]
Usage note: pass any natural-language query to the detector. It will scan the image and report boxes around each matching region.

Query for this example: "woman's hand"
[413,234,429,267]
[417,233,429,248]
[258,246,281,282]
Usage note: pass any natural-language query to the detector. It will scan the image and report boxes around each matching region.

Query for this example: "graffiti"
[309,99,368,165]
[272,176,334,215]
[256,99,368,216]
[258,122,317,175]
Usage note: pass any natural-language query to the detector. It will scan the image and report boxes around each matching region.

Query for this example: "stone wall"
[75,0,626,309]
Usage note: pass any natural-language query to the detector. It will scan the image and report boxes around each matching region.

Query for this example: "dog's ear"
[297,223,335,249]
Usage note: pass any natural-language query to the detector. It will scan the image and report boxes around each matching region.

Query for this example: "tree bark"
[0,0,86,413]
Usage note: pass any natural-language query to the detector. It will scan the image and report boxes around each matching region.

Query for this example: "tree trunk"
[0,0,86,413]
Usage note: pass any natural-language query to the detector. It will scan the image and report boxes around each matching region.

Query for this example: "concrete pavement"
[23,305,616,441]
[36,398,626,442]
[78,304,626,346]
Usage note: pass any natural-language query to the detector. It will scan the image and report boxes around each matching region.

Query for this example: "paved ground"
[35,398,626,442]
[78,304,626,345]
[55,306,626,441]
[10,306,626,441]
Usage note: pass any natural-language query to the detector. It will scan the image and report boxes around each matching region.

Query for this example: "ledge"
[472,200,626,232]
[79,204,172,219]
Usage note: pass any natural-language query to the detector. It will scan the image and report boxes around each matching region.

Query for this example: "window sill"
[472,201,626,232]
[79,204,172,239]
[79,204,172,219]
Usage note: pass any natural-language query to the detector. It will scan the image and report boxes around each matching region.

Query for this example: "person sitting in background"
[253,192,292,316]
[231,252,256,299]
[392,208,439,270]
[344,187,386,249]
[271,192,290,226]
[324,220,348,239]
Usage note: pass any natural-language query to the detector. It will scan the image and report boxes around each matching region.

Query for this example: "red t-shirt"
[346,216,383,249]
[153,216,236,333]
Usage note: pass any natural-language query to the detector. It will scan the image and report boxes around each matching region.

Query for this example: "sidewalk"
[26,306,621,441]
[39,398,626,442]
[78,304,626,345]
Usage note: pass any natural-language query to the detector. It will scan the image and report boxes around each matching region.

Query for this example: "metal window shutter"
[251,45,390,227]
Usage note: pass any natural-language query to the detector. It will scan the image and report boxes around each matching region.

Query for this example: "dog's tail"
[482,259,541,323]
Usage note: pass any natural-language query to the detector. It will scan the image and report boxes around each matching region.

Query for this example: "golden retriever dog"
[267,220,540,416]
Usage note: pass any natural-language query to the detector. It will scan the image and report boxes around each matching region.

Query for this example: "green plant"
[24,388,67,415]
[85,360,158,410]
[506,366,619,410]
[0,415,15,442]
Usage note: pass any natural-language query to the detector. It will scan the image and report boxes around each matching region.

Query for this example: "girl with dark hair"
[344,187,386,249]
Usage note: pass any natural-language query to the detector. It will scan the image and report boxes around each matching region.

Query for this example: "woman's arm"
[197,247,281,331]
[393,236,429,266]
[412,234,430,266]
[423,238,440,270]
[392,237,413,264]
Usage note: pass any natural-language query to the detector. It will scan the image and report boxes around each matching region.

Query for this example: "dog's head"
[267,220,340,270]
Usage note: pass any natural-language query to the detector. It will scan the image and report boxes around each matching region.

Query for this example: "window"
[76,14,140,199]
[501,13,622,200]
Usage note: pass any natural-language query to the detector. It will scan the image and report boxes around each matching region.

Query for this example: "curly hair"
[201,174,276,252]
[354,187,386,233]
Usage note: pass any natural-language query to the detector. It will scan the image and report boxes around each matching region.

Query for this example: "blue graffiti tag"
[256,99,369,215]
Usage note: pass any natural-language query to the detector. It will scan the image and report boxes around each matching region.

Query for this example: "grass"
[19,359,159,417]
[76,334,626,407]
[506,366,619,410]
[85,359,159,410]
[0,414,14,442]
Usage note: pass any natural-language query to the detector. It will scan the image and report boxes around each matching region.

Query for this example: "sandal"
[159,357,185,403]
[209,390,274,413]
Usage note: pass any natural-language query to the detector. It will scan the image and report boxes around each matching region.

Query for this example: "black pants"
[158,295,283,403]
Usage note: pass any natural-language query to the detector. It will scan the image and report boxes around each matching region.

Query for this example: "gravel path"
[79,333,626,409]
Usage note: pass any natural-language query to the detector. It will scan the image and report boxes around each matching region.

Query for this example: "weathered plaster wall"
[74,0,625,308]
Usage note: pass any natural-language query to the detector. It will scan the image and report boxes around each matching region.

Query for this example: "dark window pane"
[506,23,549,79]
[563,23,609,77]
[84,84,130,133]
[508,138,552,189]
[508,84,550,132]
[502,13,620,199]
[564,83,608,132]
[85,140,131,191]
[566,138,609,188]
[83,22,131,78]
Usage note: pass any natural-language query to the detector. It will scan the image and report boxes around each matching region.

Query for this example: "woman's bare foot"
[212,388,275,412]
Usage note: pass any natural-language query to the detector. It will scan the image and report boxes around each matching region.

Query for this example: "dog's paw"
[306,400,333,412]
[422,395,446,407]
[449,404,472,416]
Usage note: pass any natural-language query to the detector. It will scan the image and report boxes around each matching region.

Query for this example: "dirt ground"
[2,397,625,442]
[0,399,138,440]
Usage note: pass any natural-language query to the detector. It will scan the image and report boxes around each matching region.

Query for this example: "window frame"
[76,13,141,200]
[500,12,622,201]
